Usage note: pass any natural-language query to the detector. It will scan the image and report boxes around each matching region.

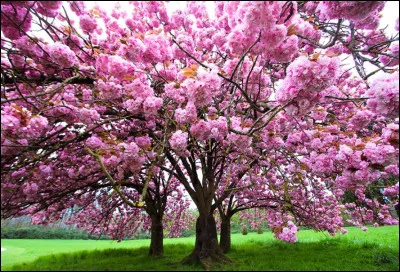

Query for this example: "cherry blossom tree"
[1,1,399,269]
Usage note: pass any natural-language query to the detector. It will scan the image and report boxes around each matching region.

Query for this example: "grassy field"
[1,226,399,271]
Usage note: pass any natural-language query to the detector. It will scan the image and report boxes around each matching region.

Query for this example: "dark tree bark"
[149,214,164,257]
[219,215,232,254]
[164,151,232,269]
[182,213,231,270]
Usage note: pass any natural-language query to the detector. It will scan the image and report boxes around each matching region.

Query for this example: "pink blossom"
[317,2,385,28]
[46,43,77,68]
[190,120,211,141]
[382,183,399,198]
[366,72,399,118]
[170,130,188,155]
[361,226,368,231]
[80,14,97,34]
[78,108,100,124]
[348,110,375,131]
[285,56,340,93]
[1,5,32,40]
[86,136,103,149]
[143,97,163,115]
[95,54,135,80]
[277,221,298,243]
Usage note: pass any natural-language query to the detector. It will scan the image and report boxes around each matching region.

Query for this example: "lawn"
[1,225,399,271]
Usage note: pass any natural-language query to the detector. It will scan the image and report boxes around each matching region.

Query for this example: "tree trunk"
[149,215,164,257]
[182,213,231,270]
[219,216,231,253]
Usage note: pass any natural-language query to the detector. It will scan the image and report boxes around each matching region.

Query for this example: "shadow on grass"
[6,239,399,271]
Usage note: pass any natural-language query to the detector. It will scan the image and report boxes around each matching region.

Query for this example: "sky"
[379,1,400,31]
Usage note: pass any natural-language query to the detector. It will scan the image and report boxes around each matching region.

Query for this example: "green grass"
[1,226,398,271]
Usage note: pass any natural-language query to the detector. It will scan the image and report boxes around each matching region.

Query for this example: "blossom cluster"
[382,183,399,198]
[46,43,77,68]
[169,130,188,156]
[277,221,299,243]
[317,1,385,29]
[276,56,340,115]
[1,3,32,40]
[366,72,399,118]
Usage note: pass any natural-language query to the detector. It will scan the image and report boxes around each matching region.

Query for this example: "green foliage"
[372,252,398,265]
[241,226,248,235]
[342,190,359,204]
[256,227,263,234]
[2,226,398,271]
[342,176,399,206]
[229,214,243,234]
[229,210,272,234]
[179,228,196,238]
[130,232,151,240]
[0,226,108,240]
[1,217,109,240]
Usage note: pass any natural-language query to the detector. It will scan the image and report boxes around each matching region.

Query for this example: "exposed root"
[182,251,232,270]
[148,251,164,258]
[149,247,164,258]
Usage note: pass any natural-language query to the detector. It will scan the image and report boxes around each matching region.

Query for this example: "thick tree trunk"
[149,215,164,257]
[219,216,231,253]
[182,214,231,270]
